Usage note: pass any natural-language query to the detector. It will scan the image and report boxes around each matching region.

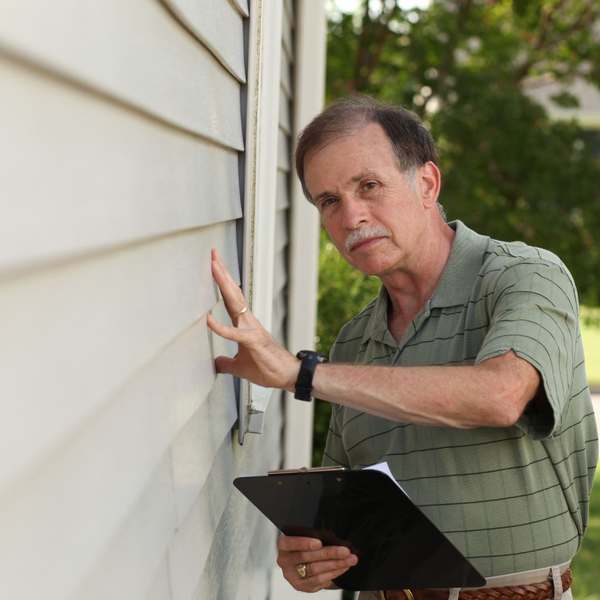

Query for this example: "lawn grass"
[581,307,600,387]
[570,467,600,600]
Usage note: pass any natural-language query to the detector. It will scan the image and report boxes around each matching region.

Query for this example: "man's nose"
[341,196,369,229]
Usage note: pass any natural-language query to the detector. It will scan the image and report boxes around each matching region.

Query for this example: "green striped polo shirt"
[322,220,598,577]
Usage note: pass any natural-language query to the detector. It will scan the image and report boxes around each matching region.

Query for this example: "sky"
[332,0,431,11]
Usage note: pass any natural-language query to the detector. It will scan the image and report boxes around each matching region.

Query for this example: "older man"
[208,96,597,600]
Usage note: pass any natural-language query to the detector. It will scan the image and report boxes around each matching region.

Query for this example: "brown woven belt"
[383,568,572,600]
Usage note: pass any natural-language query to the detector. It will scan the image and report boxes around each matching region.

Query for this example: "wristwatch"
[294,350,328,401]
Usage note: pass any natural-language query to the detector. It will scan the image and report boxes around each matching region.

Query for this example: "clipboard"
[234,466,485,591]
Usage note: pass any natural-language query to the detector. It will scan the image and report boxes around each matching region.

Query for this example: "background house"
[0,1,331,599]
[523,75,600,158]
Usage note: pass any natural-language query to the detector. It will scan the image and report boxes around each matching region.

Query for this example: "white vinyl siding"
[0,1,304,599]
[0,0,244,147]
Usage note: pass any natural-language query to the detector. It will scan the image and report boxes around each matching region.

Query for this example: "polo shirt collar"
[360,220,490,346]
[429,220,490,309]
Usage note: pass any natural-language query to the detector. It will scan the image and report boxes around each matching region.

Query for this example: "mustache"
[344,226,391,253]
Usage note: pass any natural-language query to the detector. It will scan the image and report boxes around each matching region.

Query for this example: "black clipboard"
[234,466,485,592]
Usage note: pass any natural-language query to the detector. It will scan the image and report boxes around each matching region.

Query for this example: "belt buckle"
[379,591,415,600]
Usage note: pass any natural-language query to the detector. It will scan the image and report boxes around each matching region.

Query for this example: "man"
[208,96,598,600]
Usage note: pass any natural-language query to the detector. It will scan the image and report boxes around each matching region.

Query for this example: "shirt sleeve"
[475,256,579,439]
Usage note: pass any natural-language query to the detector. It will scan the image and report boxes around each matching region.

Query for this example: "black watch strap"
[294,350,328,401]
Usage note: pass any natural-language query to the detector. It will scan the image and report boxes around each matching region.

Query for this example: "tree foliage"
[313,0,600,464]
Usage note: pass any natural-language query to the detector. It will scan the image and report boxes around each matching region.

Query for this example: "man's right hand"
[277,535,358,593]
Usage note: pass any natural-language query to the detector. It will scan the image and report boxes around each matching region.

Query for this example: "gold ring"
[232,306,248,318]
[296,563,307,578]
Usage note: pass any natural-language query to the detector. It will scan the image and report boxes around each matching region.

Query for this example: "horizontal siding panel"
[277,128,291,171]
[193,494,264,600]
[277,170,291,210]
[192,409,282,600]
[0,0,243,149]
[279,87,292,134]
[272,293,287,347]
[268,389,285,443]
[144,558,173,600]
[170,375,238,526]
[284,0,295,27]
[274,210,289,254]
[272,289,287,327]
[144,559,173,600]
[0,56,241,271]
[280,51,293,98]
[247,512,281,595]
[0,312,230,600]
[168,434,236,600]
[70,455,177,600]
[281,3,294,64]
[0,222,239,492]
[272,319,285,348]
[226,400,283,600]
[235,555,270,600]
[163,0,246,82]
[273,246,288,297]
[229,0,249,18]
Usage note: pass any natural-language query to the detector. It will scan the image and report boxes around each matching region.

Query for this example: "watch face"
[296,350,328,363]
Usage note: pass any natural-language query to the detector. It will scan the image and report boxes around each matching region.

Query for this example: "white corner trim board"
[239,0,284,438]
[284,1,327,470]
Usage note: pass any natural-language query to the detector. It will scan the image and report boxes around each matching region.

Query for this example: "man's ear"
[418,162,441,207]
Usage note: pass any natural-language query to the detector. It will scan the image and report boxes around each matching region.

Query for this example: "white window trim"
[239,0,284,440]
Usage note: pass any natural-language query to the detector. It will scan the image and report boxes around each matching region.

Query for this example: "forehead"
[303,123,398,192]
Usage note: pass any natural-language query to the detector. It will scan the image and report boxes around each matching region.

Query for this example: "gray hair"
[295,95,446,220]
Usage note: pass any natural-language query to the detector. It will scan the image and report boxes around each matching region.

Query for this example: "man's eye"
[321,197,336,208]
[363,181,377,191]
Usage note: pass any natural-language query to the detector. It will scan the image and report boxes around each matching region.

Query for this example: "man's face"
[304,123,429,279]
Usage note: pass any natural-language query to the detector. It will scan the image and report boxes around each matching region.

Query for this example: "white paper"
[364,461,410,497]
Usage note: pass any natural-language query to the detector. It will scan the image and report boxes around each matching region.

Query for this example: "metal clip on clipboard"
[268,465,345,476]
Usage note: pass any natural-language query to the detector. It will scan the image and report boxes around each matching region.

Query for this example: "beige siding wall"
[0,1,288,599]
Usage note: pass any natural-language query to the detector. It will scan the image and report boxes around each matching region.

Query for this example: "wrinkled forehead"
[305,124,398,174]
[303,125,403,200]
[304,123,394,170]
[303,120,388,164]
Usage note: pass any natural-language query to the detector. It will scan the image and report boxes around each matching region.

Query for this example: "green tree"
[314,0,600,465]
